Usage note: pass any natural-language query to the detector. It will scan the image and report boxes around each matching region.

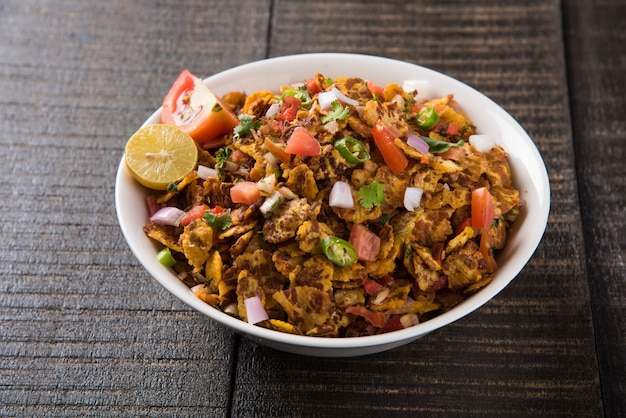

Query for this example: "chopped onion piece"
[324,120,339,134]
[402,79,432,102]
[400,313,420,328]
[317,91,337,110]
[256,174,276,196]
[260,191,282,215]
[244,295,269,324]
[149,206,186,226]
[331,87,359,106]
[329,181,354,209]
[404,187,424,212]
[264,151,280,167]
[469,134,496,153]
[197,165,218,180]
[277,186,298,200]
[224,303,238,316]
[265,102,280,118]
[407,133,430,155]
[371,287,390,305]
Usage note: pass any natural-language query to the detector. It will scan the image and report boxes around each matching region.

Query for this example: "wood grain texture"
[231,0,603,416]
[0,0,270,415]
[563,0,626,416]
[0,0,617,416]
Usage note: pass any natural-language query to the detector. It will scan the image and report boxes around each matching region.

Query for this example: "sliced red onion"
[317,91,337,110]
[469,134,496,153]
[404,187,424,212]
[259,190,283,215]
[331,87,359,106]
[329,181,354,209]
[149,206,186,226]
[407,133,429,155]
[244,295,268,324]
[400,313,420,328]
[265,102,280,118]
[197,165,218,180]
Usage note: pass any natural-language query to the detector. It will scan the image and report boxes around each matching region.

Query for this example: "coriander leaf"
[233,114,261,139]
[215,146,232,176]
[203,211,232,232]
[421,136,464,154]
[321,100,350,124]
[357,180,385,208]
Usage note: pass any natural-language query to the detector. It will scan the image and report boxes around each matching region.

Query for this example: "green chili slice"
[156,247,176,268]
[334,137,370,164]
[416,106,439,130]
[320,237,358,267]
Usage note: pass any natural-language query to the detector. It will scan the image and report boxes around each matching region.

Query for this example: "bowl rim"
[115,52,550,352]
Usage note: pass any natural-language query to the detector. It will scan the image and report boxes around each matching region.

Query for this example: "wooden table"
[1,0,624,416]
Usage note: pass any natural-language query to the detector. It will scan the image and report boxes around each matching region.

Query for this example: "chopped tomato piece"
[345,306,386,328]
[284,127,321,156]
[278,95,301,122]
[363,279,383,295]
[446,122,459,135]
[367,80,385,99]
[306,77,322,95]
[349,224,381,262]
[471,187,495,228]
[264,138,291,164]
[161,69,240,148]
[179,204,209,227]
[230,181,260,205]
[371,120,409,175]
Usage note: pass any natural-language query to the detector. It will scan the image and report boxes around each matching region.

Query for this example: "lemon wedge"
[124,124,199,190]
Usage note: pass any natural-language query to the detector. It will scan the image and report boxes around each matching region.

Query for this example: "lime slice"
[124,124,199,190]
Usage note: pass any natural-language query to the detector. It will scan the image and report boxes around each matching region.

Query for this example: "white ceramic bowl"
[115,53,550,357]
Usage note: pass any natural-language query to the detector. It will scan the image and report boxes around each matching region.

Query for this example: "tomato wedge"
[230,181,260,205]
[471,187,495,228]
[371,120,409,175]
[284,127,321,156]
[161,69,240,148]
[349,224,381,262]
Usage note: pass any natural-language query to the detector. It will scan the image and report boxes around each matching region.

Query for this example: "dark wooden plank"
[563,0,626,415]
[0,0,270,415]
[230,0,603,416]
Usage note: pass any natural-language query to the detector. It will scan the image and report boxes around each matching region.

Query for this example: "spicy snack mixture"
[138,71,523,337]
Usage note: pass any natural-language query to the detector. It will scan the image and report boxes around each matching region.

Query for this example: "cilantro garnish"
[321,101,350,124]
[215,146,232,176]
[202,211,232,232]
[421,136,464,154]
[233,114,261,139]
[357,180,385,208]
